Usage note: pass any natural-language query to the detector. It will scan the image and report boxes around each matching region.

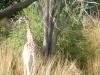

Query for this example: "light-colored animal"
[16,16,41,75]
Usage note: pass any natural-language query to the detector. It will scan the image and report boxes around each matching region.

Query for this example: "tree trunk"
[43,0,50,58]
[43,24,48,57]
[50,28,60,58]
[48,17,54,54]
[39,0,74,60]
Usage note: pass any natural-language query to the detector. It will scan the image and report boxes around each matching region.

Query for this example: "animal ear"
[23,16,28,20]
[20,14,28,21]
[20,14,25,20]
[22,14,25,17]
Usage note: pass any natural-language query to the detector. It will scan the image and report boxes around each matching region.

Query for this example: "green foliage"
[57,20,100,69]
[0,19,10,41]
[0,25,9,36]
[4,25,26,62]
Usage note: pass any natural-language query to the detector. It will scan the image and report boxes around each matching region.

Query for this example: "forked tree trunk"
[37,0,74,60]
[43,23,59,59]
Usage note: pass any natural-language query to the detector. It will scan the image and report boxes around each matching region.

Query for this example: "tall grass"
[0,43,23,75]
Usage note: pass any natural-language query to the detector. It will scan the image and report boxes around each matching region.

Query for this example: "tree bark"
[42,0,49,56]
[48,17,54,53]
[43,23,48,56]
[0,0,36,20]
[50,28,60,58]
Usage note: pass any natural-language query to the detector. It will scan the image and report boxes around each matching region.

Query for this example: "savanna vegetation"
[0,0,100,75]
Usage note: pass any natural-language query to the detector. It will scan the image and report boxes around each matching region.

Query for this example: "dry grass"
[0,41,23,75]
[83,11,100,28]
[0,42,100,75]
[0,44,82,75]
[82,11,100,75]
[0,40,82,75]
[86,56,100,75]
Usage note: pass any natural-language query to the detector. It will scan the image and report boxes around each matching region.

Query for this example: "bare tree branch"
[59,0,78,32]
[60,14,72,31]
[0,0,37,20]
[49,0,56,17]
[54,1,65,29]
[36,1,43,18]
[55,0,63,23]
[54,0,60,11]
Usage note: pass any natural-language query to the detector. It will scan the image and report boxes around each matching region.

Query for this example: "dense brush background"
[0,2,100,75]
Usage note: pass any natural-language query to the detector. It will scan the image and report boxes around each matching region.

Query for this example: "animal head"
[15,16,29,25]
